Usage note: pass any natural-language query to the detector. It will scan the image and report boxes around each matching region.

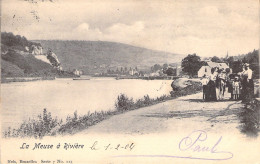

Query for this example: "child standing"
[233,76,241,100]
[201,75,209,100]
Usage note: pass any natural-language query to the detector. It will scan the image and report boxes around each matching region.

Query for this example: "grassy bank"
[238,99,260,137]
[3,81,202,138]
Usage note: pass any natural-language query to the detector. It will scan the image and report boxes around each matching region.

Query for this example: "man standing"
[201,74,209,100]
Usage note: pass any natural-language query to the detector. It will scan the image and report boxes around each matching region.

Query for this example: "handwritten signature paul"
[178,130,233,160]
[112,130,233,161]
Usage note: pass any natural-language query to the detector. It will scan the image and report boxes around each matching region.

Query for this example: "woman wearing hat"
[207,67,218,101]
[226,68,234,100]
[239,63,253,103]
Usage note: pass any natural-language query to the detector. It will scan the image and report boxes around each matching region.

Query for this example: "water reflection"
[1,79,173,130]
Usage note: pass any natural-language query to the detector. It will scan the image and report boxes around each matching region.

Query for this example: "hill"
[35,40,182,74]
[1,50,54,76]
[1,59,25,77]
[1,32,75,79]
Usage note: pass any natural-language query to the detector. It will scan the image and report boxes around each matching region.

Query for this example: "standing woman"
[226,68,234,100]
[239,65,246,100]
[207,67,217,101]
[215,68,224,100]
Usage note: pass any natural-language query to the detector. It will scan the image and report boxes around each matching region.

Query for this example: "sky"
[1,0,259,57]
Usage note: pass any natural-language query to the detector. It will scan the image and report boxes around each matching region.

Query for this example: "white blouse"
[240,69,253,80]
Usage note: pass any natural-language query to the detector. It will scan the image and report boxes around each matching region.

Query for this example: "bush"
[156,94,167,101]
[239,99,260,137]
[143,95,152,105]
[115,94,134,111]
[3,108,61,138]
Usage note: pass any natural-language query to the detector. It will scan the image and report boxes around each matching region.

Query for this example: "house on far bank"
[198,61,231,77]
[176,66,182,76]
[73,69,82,76]
[129,68,139,76]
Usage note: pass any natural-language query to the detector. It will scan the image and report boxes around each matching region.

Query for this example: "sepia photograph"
[1,0,259,163]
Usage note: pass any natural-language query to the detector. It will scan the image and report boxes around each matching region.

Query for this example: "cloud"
[72,23,103,40]
[1,0,259,57]
[103,21,145,43]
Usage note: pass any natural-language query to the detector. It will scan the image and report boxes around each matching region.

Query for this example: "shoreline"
[93,75,180,80]
[1,75,80,83]
[1,77,56,83]
[1,75,180,84]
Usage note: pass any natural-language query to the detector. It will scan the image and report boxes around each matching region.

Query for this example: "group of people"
[201,63,254,102]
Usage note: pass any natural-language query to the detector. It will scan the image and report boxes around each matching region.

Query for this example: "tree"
[211,56,222,63]
[151,64,162,72]
[226,49,259,78]
[163,63,168,69]
[225,56,234,66]
[181,54,202,77]
[164,67,176,76]
[200,61,207,66]
[242,57,248,63]
[139,71,144,76]
[231,60,243,73]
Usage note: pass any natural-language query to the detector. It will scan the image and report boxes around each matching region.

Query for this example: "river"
[1,78,173,130]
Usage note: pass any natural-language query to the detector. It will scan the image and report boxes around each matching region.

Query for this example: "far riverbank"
[1,76,56,83]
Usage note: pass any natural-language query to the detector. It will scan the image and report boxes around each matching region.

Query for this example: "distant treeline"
[181,49,259,78]
[1,32,41,51]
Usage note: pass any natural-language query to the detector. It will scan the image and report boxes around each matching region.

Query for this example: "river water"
[1,78,173,130]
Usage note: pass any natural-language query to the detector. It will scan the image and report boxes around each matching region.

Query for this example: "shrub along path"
[78,92,251,136]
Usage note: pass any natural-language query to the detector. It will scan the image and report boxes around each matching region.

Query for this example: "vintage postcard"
[1,0,259,163]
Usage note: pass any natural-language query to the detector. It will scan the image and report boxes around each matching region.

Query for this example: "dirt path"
[78,92,245,136]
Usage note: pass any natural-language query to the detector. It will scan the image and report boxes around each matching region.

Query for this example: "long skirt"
[241,79,254,102]
[203,85,208,100]
[227,81,233,93]
[248,79,254,99]
[207,80,217,101]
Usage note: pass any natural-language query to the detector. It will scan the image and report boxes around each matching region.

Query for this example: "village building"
[31,45,43,55]
[163,66,181,76]
[198,61,231,77]
[149,69,164,77]
[25,46,29,52]
[176,66,182,76]
[129,69,139,76]
[73,69,82,76]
